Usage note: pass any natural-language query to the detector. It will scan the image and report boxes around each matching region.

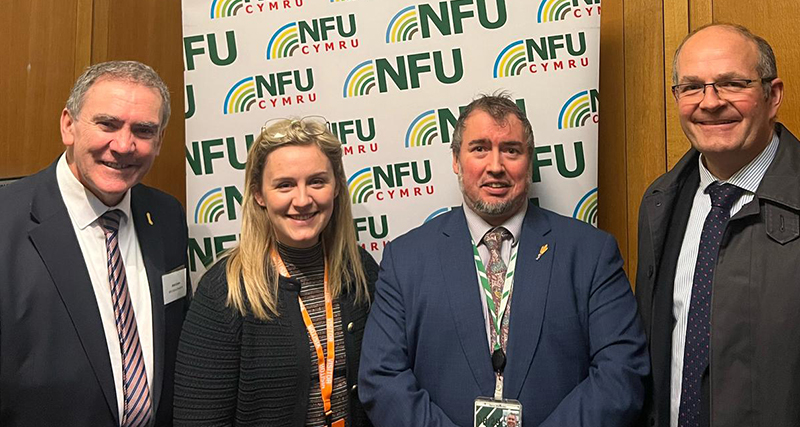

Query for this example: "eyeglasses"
[671,78,774,103]
[261,115,329,139]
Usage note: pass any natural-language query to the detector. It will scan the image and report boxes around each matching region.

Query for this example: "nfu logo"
[184,31,237,71]
[532,141,586,183]
[348,161,435,204]
[223,69,316,114]
[209,0,304,19]
[267,14,358,59]
[572,187,597,227]
[558,89,599,129]
[537,0,600,23]
[354,215,390,252]
[405,98,527,147]
[189,234,238,272]
[343,49,463,98]
[186,133,256,176]
[193,186,243,224]
[386,0,507,43]
[329,117,378,156]
[493,31,588,77]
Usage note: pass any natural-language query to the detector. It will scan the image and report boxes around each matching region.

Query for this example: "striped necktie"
[100,210,153,427]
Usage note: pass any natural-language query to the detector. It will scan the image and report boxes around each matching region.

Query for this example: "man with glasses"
[635,24,800,427]
[0,61,189,426]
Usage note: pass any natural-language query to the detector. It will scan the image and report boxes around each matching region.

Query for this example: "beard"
[457,170,527,219]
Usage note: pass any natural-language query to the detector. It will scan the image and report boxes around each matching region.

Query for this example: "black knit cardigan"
[173,248,378,427]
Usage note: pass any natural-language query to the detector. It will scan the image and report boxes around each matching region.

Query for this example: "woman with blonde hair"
[174,116,376,427]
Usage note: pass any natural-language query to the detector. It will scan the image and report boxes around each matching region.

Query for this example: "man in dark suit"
[359,94,649,427]
[636,24,800,427]
[0,61,189,426]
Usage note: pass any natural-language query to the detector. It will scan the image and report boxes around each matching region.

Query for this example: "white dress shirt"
[463,200,528,352]
[56,154,154,419]
[670,133,779,427]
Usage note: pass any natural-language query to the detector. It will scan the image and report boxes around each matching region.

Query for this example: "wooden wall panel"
[598,0,629,266]
[620,0,669,283]
[664,1,692,169]
[0,0,81,179]
[94,0,186,205]
[713,0,800,135]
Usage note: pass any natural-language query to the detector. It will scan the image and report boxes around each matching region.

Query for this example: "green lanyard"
[471,239,519,352]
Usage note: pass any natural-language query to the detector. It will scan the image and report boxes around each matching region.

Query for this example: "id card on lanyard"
[271,249,344,427]
[471,239,523,426]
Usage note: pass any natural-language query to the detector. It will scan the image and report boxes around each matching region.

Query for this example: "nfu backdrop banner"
[183,0,601,284]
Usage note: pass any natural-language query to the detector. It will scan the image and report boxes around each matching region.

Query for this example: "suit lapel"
[130,189,167,412]
[503,205,553,399]
[438,209,496,396]
[28,165,119,423]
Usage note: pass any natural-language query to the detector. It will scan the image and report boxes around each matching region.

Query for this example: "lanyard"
[271,250,336,426]
[471,240,518,352]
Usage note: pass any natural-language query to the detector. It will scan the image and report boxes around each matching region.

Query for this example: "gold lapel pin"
[146,212,154,226]
[536,244,549,261]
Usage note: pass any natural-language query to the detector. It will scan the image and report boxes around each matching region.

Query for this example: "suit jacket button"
[647,265,654,278]
[351,384,358,393]
[347,322,354,333]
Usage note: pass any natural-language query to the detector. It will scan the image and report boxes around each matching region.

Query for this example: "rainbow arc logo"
[386,6,419,43]
[348,167,374,204]
[195,188,226,223]
[558,90,592,129]
[210,0,244,19]
[223,77,256,114]
[266,23,299,60]
[405,110,439,148]
[343,60,376,98]
[573,187,598,226]
[493,40,526,78]
[538,0,572,22]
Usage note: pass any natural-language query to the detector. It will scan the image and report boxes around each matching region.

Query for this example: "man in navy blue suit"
[359,93,649,426]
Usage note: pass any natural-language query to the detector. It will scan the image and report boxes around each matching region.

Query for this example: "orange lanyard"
[271,250,336,426]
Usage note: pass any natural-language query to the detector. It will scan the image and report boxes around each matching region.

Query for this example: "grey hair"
[672,23,778,98]
[451,91,534,159]
[66,61,172,130]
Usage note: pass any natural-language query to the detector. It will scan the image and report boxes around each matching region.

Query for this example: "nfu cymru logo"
[194,186,243,224]
[558,89,599,129]
[573,187,598,226]
[266,14,358,59]
[330,117,379,156]
[348,161,435,204]
[385,0,507,43]
[354,214,390,252]
[537,0,600,23]
[404,98,527,148]
[493,31,588,77]
[343,49,463,98]
[209,0,304,19]
[223,69,316,114]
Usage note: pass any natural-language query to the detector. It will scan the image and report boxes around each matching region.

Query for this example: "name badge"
[474,397,522,427]
[162,267,187,305]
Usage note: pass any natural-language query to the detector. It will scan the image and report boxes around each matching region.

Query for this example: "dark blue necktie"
[678,183,743,427]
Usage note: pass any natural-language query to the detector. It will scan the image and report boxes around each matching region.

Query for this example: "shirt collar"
[697,131,779,193]
[56,153,133,230]
[462,197,528,247]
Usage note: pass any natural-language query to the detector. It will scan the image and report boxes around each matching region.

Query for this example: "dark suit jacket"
[359,202,649,427]
[0,161,190,426]
[174,249,378,426]
[635,123,800,427]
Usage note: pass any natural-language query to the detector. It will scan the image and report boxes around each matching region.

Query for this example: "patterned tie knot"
[706,183,743,210]
[100,209,124,235]
[483,227,510,252]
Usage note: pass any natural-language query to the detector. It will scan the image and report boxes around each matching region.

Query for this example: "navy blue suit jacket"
[0,162,189,426]
[359,203,648,426]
